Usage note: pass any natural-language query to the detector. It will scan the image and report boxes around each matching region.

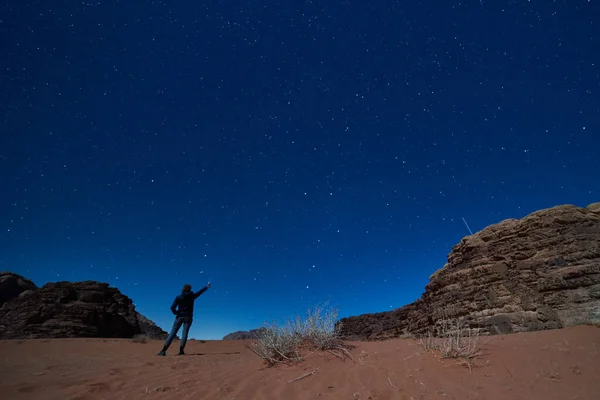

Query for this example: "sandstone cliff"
[0,273,169,340]
[339,203,600,340]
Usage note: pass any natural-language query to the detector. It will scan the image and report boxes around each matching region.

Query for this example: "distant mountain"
[223,327,267,340]
[0,272,169,340]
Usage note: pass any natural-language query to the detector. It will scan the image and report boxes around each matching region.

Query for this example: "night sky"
[1,1,598,340]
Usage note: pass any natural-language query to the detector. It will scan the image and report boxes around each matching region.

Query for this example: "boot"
[157,346,167,356]
[178,346,185,356]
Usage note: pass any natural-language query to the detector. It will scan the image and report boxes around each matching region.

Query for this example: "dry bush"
[247,320,302,366]
[419,312,481,364]
[247,302,351,367]
[287,301,344,350]
[132,334,148,344]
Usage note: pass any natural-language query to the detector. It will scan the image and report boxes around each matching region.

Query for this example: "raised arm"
[193,284,210,299]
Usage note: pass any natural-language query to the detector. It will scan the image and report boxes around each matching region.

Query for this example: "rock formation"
[223,327,267,340]
[0,272,37,308]
[136,311,170,340]
[0,274,169,340]
[339,202,600,340]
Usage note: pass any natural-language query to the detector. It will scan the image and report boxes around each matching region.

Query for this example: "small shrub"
[132,334,148,344]
[287,301,343,350]
[248,321,302,366]
[419,313,481,364]
[248,302,350,367]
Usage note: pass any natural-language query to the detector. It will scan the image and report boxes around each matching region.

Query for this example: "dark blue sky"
[1,1,598,339]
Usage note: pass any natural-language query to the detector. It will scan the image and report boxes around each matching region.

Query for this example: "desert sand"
[1,325,598,400]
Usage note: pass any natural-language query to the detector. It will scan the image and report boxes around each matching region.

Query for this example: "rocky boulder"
[0,275,169,340]
[339,202,600,340]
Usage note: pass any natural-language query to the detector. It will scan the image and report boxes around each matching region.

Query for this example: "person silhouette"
[157,282,211,356]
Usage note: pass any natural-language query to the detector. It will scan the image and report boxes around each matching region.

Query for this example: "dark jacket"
[170,286,208,318]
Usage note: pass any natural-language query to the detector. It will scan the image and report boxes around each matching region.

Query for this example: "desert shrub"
[132,334,148,344]
[287,301,343,350]
[248,302,350,366]
[419,313,481,362]
[248,321,302,366]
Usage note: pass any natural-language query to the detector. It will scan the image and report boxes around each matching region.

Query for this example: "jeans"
[164,316,193,350]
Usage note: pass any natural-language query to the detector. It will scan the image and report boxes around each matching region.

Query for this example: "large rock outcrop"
[0,275,169,340]
[339,202,600,340]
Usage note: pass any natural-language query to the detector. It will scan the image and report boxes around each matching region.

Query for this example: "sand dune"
[1,325,598,400]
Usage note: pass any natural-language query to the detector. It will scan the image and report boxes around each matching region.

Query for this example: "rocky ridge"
[338,202,600,340]
[222,327,267,340]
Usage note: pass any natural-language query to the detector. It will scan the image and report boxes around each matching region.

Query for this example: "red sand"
[1,325,598,400]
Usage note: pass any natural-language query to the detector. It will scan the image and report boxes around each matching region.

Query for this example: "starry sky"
[1,1,598,340]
